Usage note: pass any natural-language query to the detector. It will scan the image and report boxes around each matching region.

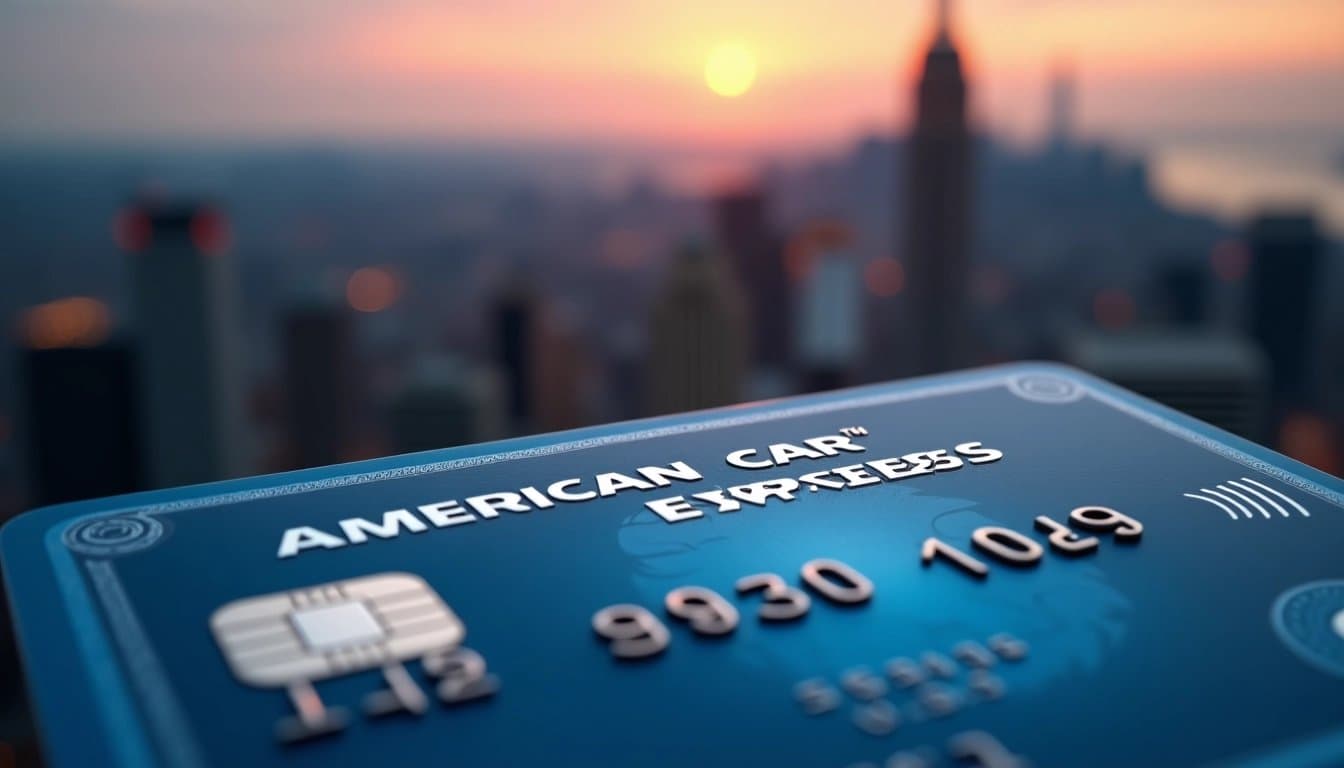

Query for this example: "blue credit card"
[4,363,1344,768]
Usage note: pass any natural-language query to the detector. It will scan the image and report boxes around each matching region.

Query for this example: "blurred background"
[1,0,1342,762]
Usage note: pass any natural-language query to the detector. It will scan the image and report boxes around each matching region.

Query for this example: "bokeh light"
[1278,412,1342,476]
[20,297,112,349]
[345,267,402,313]
[113,209,152,253]
[190,208,231,255]
[864,257,904,297]
[1092,289,1136,329]
[785,220,853,283]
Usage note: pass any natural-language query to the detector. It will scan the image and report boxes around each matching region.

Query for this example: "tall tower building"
[1246,211,1322,410]
[792,221,863,392]
[491,279,538,435]
[21,343,144,505]
[387,357,502,454]
[903,0,974,374]
[1156,262,1208,328]
[1065,332,1269,442]
[120,200,244,487]
[530,303,589,433]
[281,303,357,469]
[645,243,748,415]
[713,187,789,371]
[1047,59,1076,149]
[490,278,590,435]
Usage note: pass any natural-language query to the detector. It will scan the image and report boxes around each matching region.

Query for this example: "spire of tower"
[933,0,954,48]
[1048,58,1076,148]
[905,0,972,376]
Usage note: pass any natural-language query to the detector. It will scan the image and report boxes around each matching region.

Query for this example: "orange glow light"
[346,267,402,313]
[21,297,112,349]
[786,220,854,283]
[864,257,904,297]
[1278,412,1342,476]
[1093,289,1136,330]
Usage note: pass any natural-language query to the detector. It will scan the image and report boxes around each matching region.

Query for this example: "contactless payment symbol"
[209,572,498,744]
[1184,477,1310,520]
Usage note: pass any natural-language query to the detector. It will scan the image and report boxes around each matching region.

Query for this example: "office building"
[903,0,974,374]
[387,357,503,454]
[1157,263,1209,328]
[491,279,539,434]
[794,225,863,391]
[1066,332,1269,441]
[122,199,244,487]
[281,303,357,469]
[20,343,143,505]
[1246,212,1322,409]
[646,243,748,415]
[713,187,789,371]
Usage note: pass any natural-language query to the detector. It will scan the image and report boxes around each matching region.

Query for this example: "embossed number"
[665,586,740,635]
[592,604,671,659]
[801,559,874,604]
[424,647,499,704]
[735,573,811,621]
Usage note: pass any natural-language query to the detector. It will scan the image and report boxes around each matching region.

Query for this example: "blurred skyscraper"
[793,222,862,391]
[387,357,502,453]
[1157,263,1209,327]
[1047,60,1076,150]
[491,279,538,434]
[530,304,589,433]
[1246,212,1322,410]
[713,187,790,372]
[1066,332,1269,440]
[121,200,245,488]
[903,0,974,374]
[20,343,144,505]
[646,243,747,415]
[281,303,357,469]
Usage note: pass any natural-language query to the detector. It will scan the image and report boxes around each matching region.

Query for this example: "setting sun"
[704,44,757,98]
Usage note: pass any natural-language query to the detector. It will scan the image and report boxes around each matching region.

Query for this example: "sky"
[1,0,1340,149]
[1,0,1342,229]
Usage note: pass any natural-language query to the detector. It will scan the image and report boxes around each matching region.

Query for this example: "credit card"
[4,363,1343,768]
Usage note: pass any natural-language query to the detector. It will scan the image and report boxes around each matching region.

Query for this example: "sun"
[704,44,757,98]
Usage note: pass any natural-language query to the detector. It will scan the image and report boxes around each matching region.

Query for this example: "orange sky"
[340,0,1344,80]
[0,0,1341,150]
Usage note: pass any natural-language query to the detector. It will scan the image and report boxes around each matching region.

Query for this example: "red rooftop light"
[190,208,231,255]
[113,209,152,253]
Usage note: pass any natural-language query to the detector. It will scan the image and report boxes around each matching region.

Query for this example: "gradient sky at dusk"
[2,0,1340,148]
[3,0,1343,231]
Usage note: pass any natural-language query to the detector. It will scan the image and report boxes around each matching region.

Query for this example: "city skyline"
[1,0,1340,147]
[4,0,1341,240]
[0,0,1338,497]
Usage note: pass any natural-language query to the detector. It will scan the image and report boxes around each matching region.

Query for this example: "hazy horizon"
[3,0,1343,233]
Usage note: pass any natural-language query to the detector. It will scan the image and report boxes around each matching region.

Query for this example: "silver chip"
[210,572,464,687]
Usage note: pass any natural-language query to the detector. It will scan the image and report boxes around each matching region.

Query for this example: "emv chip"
[209,572,463,687]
